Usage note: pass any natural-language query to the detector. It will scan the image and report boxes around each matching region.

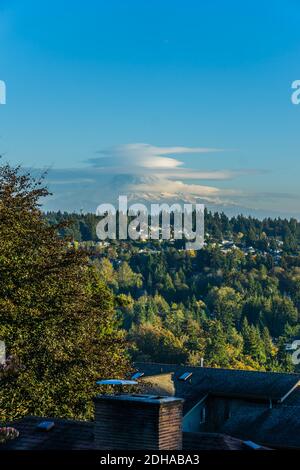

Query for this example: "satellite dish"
[96,379,138,386]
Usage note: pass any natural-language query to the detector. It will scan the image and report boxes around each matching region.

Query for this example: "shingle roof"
[134,362,300,413]
[220,406,300,450]
[0,415,257,451]
[0,416,95,450]
[281,386,300,406]
[183,432,270,451]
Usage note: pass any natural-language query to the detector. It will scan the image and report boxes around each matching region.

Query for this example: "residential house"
[134,362,300,449]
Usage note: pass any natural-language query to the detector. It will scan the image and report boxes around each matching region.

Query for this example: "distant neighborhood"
[46,210,300,375]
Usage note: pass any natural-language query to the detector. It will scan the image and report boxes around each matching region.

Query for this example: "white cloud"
[40,142,267,212]
[130,178,218,195]
[88,142,224,170]
[156,169,262,180]
[128,177,240,204]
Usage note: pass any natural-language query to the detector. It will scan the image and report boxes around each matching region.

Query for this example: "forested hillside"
[46,210,300,372]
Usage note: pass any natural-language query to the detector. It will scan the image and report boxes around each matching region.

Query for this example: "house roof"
[0,416,95,450]
[280,386,300,406]
[183,432,270,451]
[134,362,300,413]
[220,406,300,450]
[0,415,255,451]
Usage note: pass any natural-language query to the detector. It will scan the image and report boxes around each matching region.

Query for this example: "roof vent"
[36,421,55,432]
[179,372,193,381]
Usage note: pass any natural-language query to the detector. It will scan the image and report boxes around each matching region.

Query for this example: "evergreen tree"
[0,163,129,421]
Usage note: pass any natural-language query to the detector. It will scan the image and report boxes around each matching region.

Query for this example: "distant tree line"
[45,210,300,373]
[46,209,300,254]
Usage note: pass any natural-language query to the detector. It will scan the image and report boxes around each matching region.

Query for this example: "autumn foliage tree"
[0,163,129,422]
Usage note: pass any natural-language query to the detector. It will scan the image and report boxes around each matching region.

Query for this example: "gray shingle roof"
[281,386,300,406]
[134,362,300,413]
[0,415,256,451]
[221,406,300,449]
[183,432,270,451]
[0,416,95,450]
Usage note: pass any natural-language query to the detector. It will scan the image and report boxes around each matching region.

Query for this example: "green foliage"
[129,323,188,364]
[46,204,300,373]
[0,164,129,422]
[207,286,243,328]
[117,261,143,291]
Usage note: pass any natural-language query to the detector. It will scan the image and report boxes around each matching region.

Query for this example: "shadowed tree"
[0,163,129,422]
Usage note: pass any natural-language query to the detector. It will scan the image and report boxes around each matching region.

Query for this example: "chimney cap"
[94,393,184,405]
[96,379,138,386]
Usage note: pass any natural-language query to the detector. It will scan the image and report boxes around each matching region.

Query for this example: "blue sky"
[0,0,300,215]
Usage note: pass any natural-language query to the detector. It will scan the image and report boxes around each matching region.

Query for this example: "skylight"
[179,372,193,381]
[131,372,145,380]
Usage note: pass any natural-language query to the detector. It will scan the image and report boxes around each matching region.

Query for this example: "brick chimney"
[94,394,183,450]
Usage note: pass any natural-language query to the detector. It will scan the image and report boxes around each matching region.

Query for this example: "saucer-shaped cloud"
[41,142,267,213]
[87,143,223,170]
